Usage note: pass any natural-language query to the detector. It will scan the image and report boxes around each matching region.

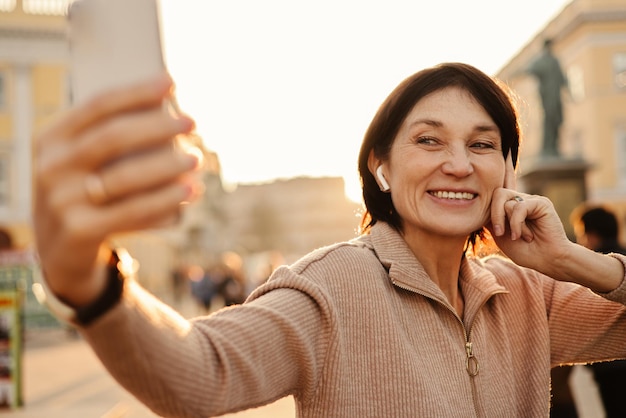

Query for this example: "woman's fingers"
[35,119,199,220]
[503,196,534,242]
[41,137,203,224]
[491,152,519,237]
[74,107,195,170]
[42,166,202,251]
[37,73,174,150]
[490,189,534,241]
[70,73,176,138]
[93,179,200,236]
[35,72,194,177]
[490,188,511,237]
[90,139,202,204]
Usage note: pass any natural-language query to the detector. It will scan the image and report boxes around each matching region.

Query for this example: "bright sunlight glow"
[159,0,571,203]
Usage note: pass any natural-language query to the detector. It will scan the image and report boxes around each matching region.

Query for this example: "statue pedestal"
[518,157,593,240]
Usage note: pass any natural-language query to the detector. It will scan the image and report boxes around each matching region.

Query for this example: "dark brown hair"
[357,63,520,248]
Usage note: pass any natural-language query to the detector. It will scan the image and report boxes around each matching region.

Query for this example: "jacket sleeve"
[78,268,332,418]
[546,253,626,366]
[595,253,626,303]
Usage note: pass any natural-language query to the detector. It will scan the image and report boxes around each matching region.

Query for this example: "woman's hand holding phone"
[32,0,205,309]
[34,75,202,309]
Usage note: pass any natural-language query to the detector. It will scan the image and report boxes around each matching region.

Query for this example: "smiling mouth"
[429,191,476,200]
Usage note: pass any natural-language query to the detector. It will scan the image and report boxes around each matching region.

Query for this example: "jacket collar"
[361,222,508,318]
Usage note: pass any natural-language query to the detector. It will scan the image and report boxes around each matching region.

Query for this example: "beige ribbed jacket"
[81,222,626,417]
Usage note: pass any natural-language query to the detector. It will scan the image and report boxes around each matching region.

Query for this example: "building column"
[13,64,32,223]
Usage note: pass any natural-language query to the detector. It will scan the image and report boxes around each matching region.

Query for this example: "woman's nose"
[441,147,474,177]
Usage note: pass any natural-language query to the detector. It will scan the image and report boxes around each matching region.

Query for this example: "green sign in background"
[0,250,62,410]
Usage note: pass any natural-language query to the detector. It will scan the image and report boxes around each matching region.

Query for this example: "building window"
[615,127,626,190]
[66,72,73,105]
[614,52,626,91]
[617,128,626,189]
[567,65,585,102]
[0,0,15,12]
[23,0,69,15]
[0,73,5,110]
[0,154,10,207]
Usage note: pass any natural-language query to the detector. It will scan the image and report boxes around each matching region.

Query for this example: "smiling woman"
[359,64,519,245]
[365,87,507,243]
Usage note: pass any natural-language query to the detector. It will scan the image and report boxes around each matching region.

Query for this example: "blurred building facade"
[225,176,362,264]
[0,0,69,249]
[497,0,626,242]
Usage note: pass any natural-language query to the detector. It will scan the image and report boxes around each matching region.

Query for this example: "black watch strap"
[74,249,128,326]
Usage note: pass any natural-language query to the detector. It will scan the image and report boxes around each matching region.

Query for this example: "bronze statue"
[527,39,568,157]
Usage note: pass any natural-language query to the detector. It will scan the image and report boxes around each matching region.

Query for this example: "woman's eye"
[416,136,437,145]
[470,141,496,149]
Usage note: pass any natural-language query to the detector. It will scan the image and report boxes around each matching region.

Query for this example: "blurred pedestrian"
[216,252,247,307]
[572,205,626,417]
[188,265,217,313]
[572,205,625,255]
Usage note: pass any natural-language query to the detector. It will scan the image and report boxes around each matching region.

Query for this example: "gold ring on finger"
[84,173,108,205]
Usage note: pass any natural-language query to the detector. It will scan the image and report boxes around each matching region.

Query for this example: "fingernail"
[494,224,503,237]
[156,73,174,92]
[177,140,204,169]
[178,116,195,132]
[180,179,205,202]
[183,151,201,170]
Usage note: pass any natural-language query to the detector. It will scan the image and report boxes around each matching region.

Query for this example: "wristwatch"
[33,248,137,326]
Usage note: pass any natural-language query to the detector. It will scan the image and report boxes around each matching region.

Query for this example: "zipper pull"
[465,341,479,377]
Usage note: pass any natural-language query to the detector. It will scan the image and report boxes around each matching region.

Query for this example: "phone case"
[68,0,166,105]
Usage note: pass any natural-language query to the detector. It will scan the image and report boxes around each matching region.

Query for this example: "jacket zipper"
[391,279,501,416]
[464,328,480,417]
[465,341,479,376]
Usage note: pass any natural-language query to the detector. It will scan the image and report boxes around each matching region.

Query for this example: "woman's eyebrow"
[409,118,443,128]
[409,119,499,133]
[474,124,500,134]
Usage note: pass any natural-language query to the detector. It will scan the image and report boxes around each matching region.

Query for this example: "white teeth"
[431,191,475,200]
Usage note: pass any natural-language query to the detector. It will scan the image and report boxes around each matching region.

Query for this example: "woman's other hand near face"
[488,153,623,292]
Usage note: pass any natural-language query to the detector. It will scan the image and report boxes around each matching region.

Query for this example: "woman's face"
[381,86,506,241]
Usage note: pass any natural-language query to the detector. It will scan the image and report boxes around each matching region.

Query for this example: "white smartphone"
[67,0,167,105]
[68,0,190,228]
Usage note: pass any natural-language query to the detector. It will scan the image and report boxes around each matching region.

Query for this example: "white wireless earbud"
[376,165,390,192]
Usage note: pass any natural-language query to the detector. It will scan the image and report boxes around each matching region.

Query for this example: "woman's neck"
[401,229,467,316]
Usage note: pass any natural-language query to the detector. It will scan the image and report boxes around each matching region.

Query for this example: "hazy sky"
[159,0,571,202]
